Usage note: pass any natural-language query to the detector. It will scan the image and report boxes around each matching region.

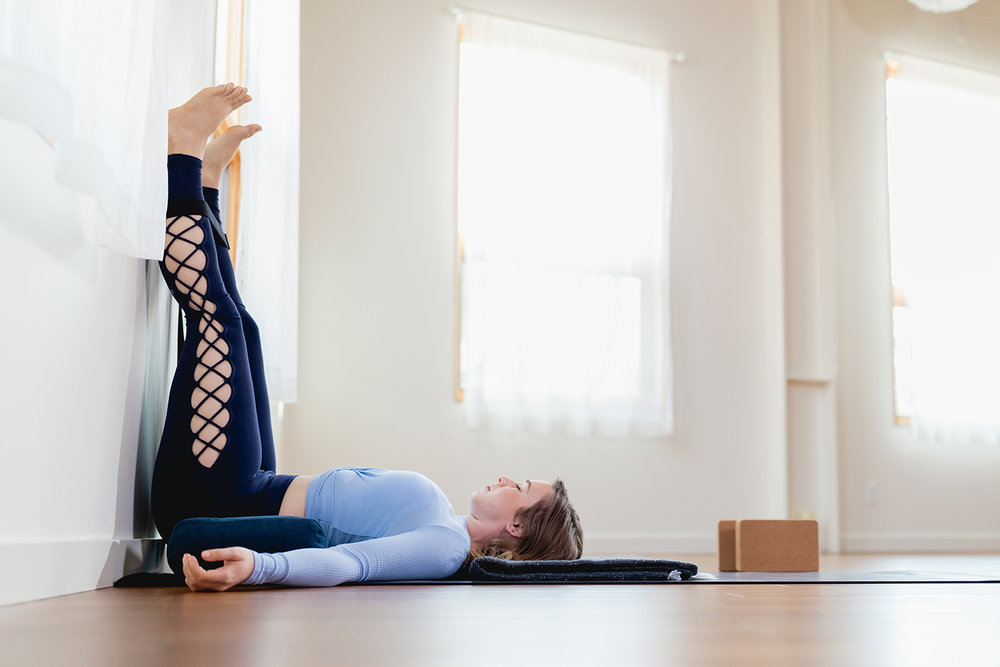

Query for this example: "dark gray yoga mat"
[113,566,1000,588]
[701,570,1000,584]
[114,556,700,587]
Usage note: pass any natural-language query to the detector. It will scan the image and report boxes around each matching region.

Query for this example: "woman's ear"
[505,522,523,539]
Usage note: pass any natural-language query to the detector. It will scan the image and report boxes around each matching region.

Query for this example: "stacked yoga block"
[718,519,819,572]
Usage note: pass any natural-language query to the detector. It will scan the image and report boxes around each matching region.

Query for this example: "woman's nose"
[499,475,514,487]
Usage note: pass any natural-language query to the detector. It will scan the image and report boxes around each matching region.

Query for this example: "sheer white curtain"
[0,0,167,259]
[887,54,1000,444]
[235,0,300,402]
[457,12,673,437]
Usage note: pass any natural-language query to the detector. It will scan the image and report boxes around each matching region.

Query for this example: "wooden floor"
[3,554,1000,666]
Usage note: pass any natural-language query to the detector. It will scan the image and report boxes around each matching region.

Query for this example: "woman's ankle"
[167,154,205,201]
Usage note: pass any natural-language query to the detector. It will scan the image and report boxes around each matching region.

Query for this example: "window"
[206,0,301,403]
[214,0,246,263]
[455,12,673,437]
[886,53,1000,443]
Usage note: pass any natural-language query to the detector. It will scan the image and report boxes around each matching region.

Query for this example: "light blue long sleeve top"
[244,467,471,587]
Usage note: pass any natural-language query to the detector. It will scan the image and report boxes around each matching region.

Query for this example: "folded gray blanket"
[468,556,699,582]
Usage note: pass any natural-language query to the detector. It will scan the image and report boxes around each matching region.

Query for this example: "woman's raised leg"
[151,85,294,539]
[199,125,279,472]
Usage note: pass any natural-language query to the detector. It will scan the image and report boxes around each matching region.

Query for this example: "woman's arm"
[244,524,469,588]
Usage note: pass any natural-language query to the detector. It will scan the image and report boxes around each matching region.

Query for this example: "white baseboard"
[0,537,164,606]
[583,533,717,557]
[840,532,1000,554]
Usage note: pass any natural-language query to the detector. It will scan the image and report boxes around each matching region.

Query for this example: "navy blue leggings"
[152,155,295,540]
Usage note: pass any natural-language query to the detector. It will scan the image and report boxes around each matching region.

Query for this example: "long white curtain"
[887,54,1000,444]
[457,12,673,437]
[235,0,300,403]
[0,0,167,259]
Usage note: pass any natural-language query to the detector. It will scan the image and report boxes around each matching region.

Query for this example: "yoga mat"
[701,570,1000,584]
[115,556,698,588]
[113,569,1000,588]
[114,556,699,587]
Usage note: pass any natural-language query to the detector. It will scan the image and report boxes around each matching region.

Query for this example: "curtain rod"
[446,5,686,63]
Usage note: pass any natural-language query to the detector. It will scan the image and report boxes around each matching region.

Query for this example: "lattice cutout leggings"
[152,186,295,540]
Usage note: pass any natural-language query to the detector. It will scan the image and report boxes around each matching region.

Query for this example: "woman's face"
[469,475,553,532]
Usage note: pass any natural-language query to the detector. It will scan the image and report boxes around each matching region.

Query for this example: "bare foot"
[168,83,252,158]
[202,124,262,188]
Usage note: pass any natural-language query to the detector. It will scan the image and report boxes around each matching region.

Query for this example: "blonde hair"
[467,479,583,562]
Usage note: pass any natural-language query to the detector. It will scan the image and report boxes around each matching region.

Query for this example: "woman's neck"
[465,514,493,553]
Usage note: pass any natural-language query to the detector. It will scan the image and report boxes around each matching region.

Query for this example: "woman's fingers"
[182,553,210,591]
[182,548,254,592]
[182,553,234,591]
[202,547,242,563]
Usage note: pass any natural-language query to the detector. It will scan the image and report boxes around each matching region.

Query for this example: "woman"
[154,84,583,592]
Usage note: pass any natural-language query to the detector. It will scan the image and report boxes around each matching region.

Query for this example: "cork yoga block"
[717,520,737,572]
[717,519,819,572]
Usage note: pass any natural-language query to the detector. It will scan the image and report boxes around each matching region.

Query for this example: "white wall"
[0,118,156,606]
[289,0,788,555]
[830,0,1000,551]
[0,0,218,606]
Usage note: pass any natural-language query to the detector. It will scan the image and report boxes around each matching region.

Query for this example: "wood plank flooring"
[3,554,999,666]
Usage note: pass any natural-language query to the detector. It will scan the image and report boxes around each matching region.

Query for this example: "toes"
[230,124,257,139]
[222,86,251,109]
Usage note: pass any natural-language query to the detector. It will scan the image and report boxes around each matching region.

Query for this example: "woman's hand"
[182,547,255,592]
